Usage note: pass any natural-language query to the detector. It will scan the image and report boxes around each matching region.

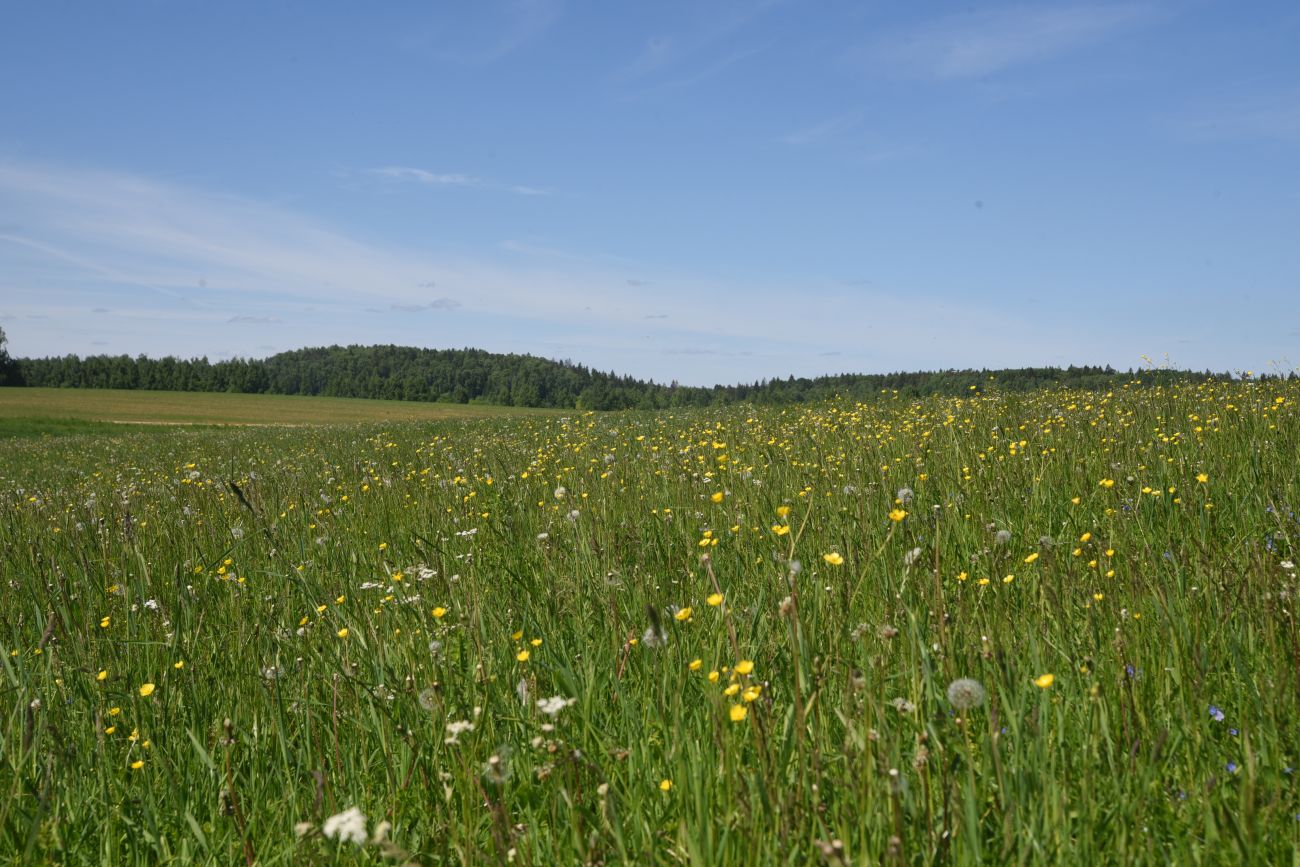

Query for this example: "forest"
[0,337,1273,410]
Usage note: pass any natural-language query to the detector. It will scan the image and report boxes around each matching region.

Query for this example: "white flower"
[321,806,368,846]
[537,695,577,716]
[536,532,549,541]
[946,678,987,710]
[641,625,668,649]
[554,486,567,500]
[1282,560,1295,571]
[903,547,923,567]
[444,720,475,744]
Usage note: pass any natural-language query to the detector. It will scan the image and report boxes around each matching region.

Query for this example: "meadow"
[1,378,1297,864]
[0,388,555,437]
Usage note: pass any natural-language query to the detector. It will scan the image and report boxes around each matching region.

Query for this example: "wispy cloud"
[782,111,864,146]
[228,315,282,324]
[400,0,563,66]
[1171,87,1300,143]
[0,159,1103,383]
[615,0,784,89]
[865,4,1151,80]
[368,166,549,195]
[390,299,461,313]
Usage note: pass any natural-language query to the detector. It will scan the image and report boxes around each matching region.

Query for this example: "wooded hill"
[4,343,1262,410]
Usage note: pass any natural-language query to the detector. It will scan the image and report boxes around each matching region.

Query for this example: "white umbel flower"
[537,695,577,717]
[321,806,368,845]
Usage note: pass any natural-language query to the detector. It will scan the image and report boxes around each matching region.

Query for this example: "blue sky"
[2,1,1298,385]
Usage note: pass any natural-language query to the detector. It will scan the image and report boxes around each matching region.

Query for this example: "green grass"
[1,380,1297,864]
[0,417,185,439]
[0,387,556,427]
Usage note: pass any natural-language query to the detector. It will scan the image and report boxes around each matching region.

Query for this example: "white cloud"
[0,159,1118,383]
[1171,88,1300,143]
[398,0,563,66]
[867,4,1151,80]
[615,0,783,87]
[781,111,864,146]
[368,167,481,186]
[367,165,549,196]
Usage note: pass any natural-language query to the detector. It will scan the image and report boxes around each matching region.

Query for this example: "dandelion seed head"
[946,678,987,710]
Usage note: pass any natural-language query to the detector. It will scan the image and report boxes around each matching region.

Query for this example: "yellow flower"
[710,491,724,503]
[1023,552,1039,564]
[96,670,108,681]
[516,649,530,663]
[729,704,748,722]
[659,779,672,791]
[432,607,447,619]
[1002,574,1015,583]
[104,726,116,734]
[108,706,121,716]
[512,630,524,641]
[775,505,791,518]
[771,524,790,536]
[822,552,844,566]
[889,508,908,522]
[723,683,741,696]
[173,661,185,670]
[131,760,144,770]
[707,593,723,606]
[100,617,110,629]
[689,659,702,671]
[674,607,693,622]
[707,670,720,683]
[336,628,349,639]
[1080,532,1091,542]
[734,660,754,675]
[530,638,542,647]
[138,683,155,697]
[1196,473,1208,483]
[1033,673,1055,688]
[1099,479,1115,489]
[742,685,762,702]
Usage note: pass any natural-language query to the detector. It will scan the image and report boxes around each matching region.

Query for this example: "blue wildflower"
[1209,705,1225,722]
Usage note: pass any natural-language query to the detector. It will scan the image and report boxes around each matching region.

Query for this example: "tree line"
[0,337,1274,411]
